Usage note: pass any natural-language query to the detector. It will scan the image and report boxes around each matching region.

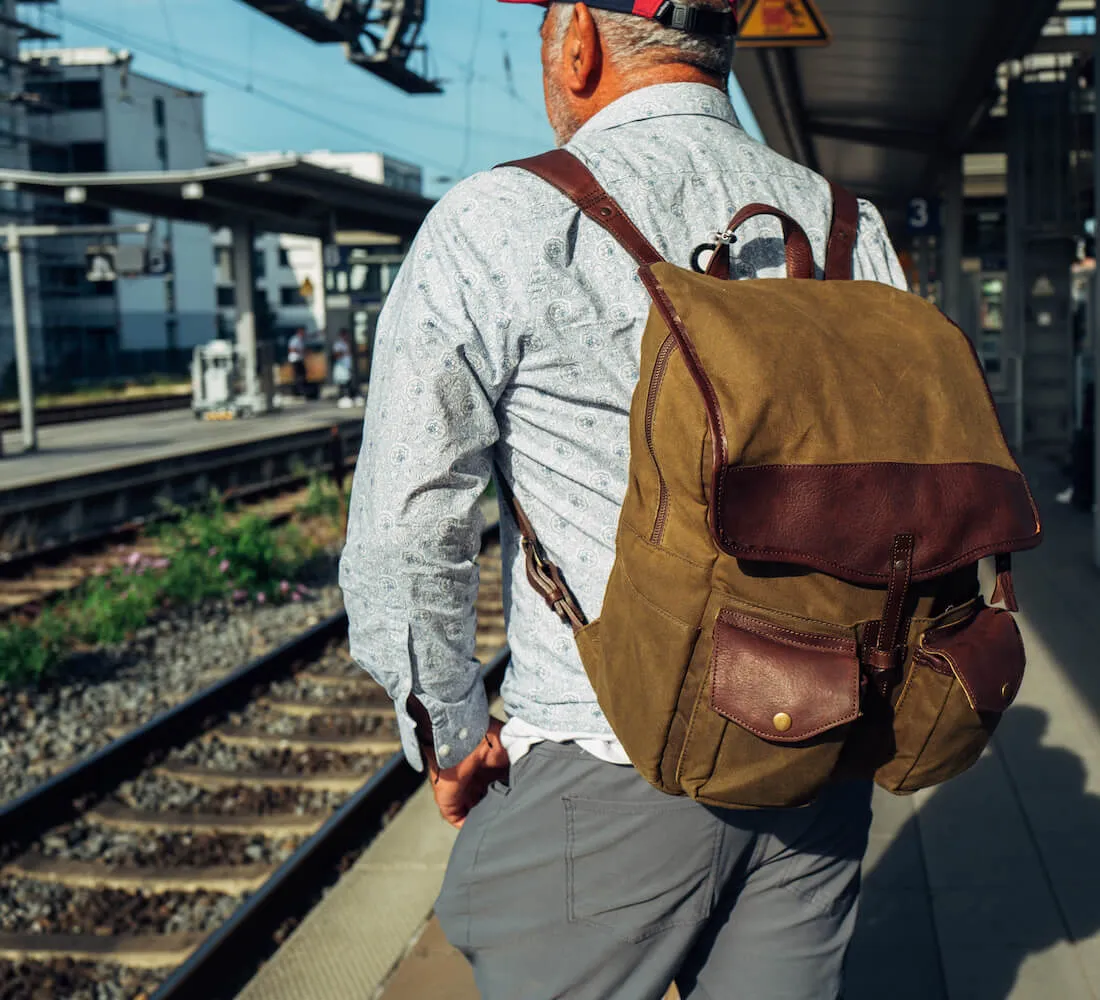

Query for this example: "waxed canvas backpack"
[496,150,1043,810]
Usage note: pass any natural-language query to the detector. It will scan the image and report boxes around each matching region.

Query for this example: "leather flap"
[919,605,1026,713]
[717,462,1041,585]
[710,610,860,744]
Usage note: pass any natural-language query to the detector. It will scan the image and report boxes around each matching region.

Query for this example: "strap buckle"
[521,536,586,631]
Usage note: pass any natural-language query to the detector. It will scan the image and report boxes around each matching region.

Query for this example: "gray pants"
[435,742,873,1000]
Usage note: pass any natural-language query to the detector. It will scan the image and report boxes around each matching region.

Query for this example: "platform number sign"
[907,197,941,236]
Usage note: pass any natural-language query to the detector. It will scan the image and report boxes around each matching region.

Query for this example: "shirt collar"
[572,82,741,139]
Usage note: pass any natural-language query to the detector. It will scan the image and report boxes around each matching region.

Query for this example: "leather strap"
[825,182,859,281]
[991,552,1019,612]
[501,150,664,267]
[705,204,814,280]
[862,534,915,682]
[494,465,587,633]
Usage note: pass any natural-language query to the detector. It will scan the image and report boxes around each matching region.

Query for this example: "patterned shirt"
[339,83,907,771]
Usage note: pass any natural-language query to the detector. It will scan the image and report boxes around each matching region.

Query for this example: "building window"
[217,287,236,307]
[277,247,291,268]
[253,249,266,279]
[70,142,107,172]
[154,97,166,129]
[280,286,305,307]
[156,136,168,167]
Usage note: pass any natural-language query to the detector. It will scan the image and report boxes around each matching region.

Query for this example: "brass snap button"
[1001,682,1013,699]
[773,712,793,733]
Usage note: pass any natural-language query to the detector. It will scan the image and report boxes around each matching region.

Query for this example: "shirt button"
[458,728,469,740]
[437,744,451,759]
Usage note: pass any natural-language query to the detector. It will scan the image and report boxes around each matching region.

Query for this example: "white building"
[0,0,48,385]
[21,47,217,380]
[210,151,420,356]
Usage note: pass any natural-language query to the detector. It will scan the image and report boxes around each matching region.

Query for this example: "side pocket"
[876,604,1025,794]
[680,606,860,809]
[564,796,719,944]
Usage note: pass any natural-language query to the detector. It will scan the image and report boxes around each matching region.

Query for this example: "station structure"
[1,2,1100,996]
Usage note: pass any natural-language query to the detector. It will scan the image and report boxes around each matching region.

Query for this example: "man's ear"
[565,2,602,95]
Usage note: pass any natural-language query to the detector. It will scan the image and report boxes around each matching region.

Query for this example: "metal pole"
[1095,25,1100,568]
[918,236,931,300]
[231,223,259,405]
[7,224,35,453]
[942,158,965,328]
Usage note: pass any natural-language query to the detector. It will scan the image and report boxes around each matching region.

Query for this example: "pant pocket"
[564,795,719,944]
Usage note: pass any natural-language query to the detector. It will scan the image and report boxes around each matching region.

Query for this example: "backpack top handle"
[500,149,858,282]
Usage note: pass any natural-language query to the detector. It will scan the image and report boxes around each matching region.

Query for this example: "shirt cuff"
[396,683,491,772]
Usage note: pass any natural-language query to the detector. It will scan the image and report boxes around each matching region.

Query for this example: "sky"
[28,0,764,199]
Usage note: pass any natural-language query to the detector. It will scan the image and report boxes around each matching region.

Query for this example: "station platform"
[237,461,1100,1000]
[0,400,364,492]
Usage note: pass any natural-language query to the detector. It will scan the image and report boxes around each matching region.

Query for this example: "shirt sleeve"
[338,174,523,771]
[852,198,909,291]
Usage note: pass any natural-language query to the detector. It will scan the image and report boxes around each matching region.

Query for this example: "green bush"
[0,496,329,686]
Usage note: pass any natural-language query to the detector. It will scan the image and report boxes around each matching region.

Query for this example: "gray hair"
[552,1,734,80]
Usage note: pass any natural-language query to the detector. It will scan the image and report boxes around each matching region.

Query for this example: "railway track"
[0,527,505,1000]
[0,430,353,621]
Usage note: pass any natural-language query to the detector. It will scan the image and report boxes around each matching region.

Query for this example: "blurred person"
[340,2,907,997]
[333,329,354,408]
[287,327,308,398]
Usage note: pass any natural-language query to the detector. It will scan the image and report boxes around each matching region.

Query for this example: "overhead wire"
[53,7,462,174]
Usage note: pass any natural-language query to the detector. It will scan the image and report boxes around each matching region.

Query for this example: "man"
[287,326,308,398]
[332,328,355,407]
[340,2,907,997]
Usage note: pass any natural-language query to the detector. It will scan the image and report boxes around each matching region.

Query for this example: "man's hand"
[424,718,510,828]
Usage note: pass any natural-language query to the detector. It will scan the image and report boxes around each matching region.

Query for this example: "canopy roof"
[735,0,1067,229]
[0,156,434,238]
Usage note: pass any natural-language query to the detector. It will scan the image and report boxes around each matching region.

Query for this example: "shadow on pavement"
[849,705,1100,1000]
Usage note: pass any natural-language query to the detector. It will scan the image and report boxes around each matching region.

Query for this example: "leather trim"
[710,609,860,744]
[639,265,729,546]
[825,183,858,281]
[500,150,663,267]
[704,203,814,280]
[717,462,1042,583]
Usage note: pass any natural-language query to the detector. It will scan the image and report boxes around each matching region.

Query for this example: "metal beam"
[939,0,1065,155]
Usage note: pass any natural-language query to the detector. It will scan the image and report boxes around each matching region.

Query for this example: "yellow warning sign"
[737,0,831,48]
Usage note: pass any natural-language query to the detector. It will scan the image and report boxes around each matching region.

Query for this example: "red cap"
[499,0,736,26]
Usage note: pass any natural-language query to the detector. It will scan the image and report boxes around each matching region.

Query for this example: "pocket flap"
[710,610,860,744]
[920,605,1026,713]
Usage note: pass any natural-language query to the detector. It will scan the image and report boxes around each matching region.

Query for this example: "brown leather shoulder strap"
[493,465,587,634]
[500,150,664,268]
[825,182,859,281]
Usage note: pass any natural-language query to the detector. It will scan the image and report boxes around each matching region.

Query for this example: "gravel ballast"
[0,880,239,936]
[112,775,348,816]
[38,821,304,869]
[0,580,345,805]
[0,958,166,1000]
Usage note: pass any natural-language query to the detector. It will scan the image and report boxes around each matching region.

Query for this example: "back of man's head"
[551,1,734,81]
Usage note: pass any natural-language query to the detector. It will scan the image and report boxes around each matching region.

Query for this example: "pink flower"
[207,546,218,558]
[126,552,141,568]
[279,580,289,594]
[232,589,247,602]
[295,584,309,595]
[292,592,302,602]
[257,592,266,604]
[219,559,230,574]
[152,558,170,570]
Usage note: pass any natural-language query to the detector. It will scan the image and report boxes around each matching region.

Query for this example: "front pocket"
[875,603,1025,794]
[680,607,861,809]
[564,796,719,943]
